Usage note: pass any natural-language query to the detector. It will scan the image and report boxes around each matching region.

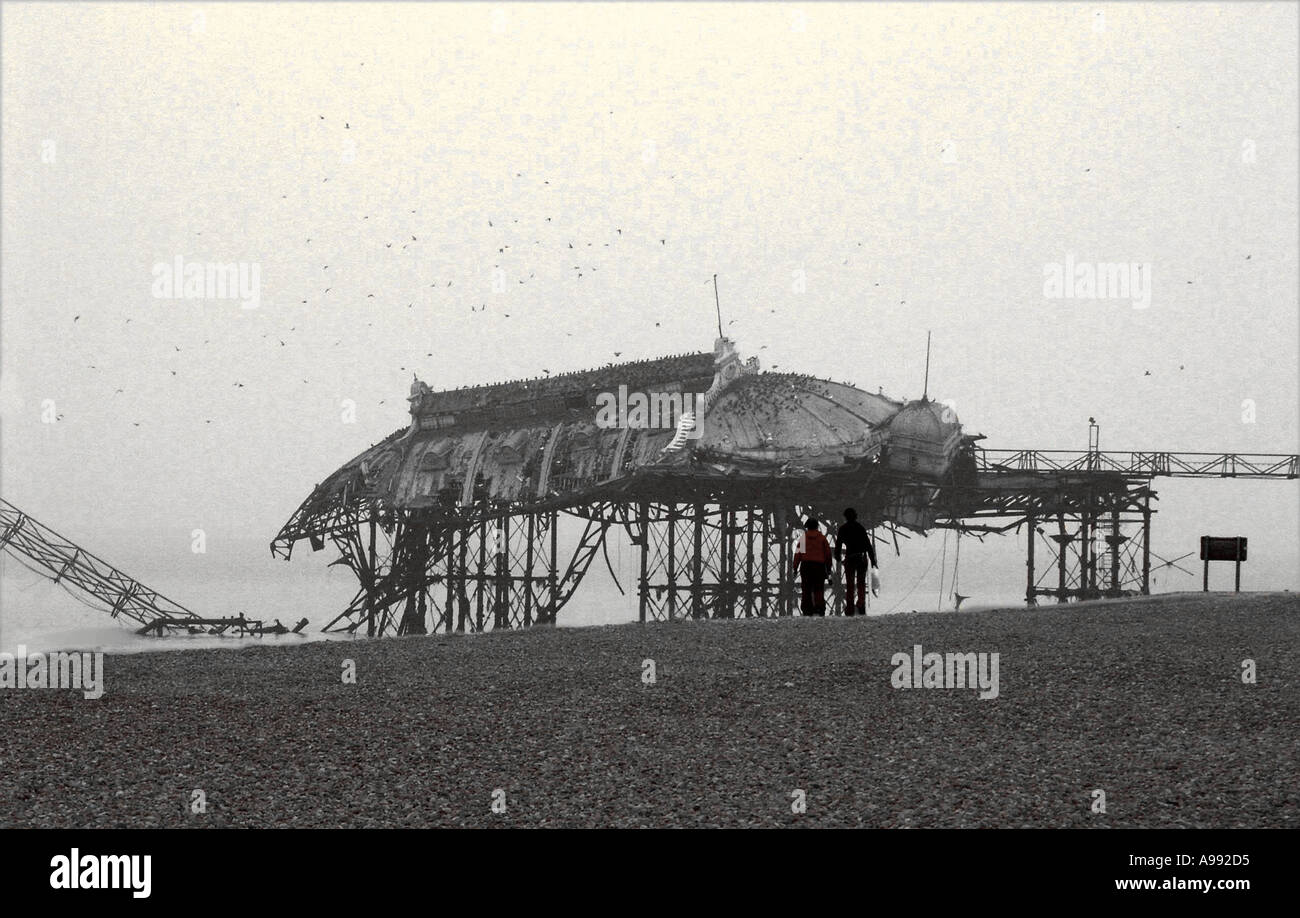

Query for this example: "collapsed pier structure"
[0,498,302,637]
[271,337,1299,636]
[5,344,1292,641]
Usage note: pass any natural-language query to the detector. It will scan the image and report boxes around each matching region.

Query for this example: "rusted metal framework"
[316,503,609,635]
[973,449,1298,480]
[0,497,307,636]
[617,498,877,622]
[936,446,1298,604]
[0,497,205,632]
[271,338,1299,633]
[271,337,945,634]
[8,345,1294,639]
[623,501,787,622]
[935,475,1157,604]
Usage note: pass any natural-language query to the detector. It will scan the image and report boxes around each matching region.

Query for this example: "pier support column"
[1025,513,1036,607]
[1141,491,1152,595]
[692,502,704,619]
[524,513,536,627]
[637,501,650,624]
[666,504,678,620]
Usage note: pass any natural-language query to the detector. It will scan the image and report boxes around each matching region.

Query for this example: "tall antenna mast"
[922,330,932,400]
[713,274,723,338]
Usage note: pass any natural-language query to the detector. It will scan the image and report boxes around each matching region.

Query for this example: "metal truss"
[0,498,204,631]
[319,504,612,636]
[277,444,1299,628]
[935,478,1157,605]
[622,502,797,622]
[976,449,1297,480]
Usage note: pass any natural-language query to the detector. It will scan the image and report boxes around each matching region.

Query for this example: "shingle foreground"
[3,592,1295,828]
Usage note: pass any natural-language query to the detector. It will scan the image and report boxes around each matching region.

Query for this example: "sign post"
[1199,536,1247,593]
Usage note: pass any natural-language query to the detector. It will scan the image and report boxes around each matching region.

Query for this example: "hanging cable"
[881,539,947,615]
[951,530,961,602]
[936,529,948,612]
[600,530,625,596]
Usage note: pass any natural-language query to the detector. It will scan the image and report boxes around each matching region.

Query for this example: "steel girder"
[319,504,611,636]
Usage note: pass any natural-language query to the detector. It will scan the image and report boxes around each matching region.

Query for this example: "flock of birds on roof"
[434,351,714,398]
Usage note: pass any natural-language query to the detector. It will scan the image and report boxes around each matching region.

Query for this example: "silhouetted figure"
[793,517,833,616]
[836,508,878,616]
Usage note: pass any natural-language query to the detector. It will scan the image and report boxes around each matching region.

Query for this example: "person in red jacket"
[793,517,833,616]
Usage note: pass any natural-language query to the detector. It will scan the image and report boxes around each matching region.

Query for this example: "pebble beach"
[2,592,1295,828]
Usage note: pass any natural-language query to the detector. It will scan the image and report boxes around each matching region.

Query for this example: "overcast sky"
[2,2,1296,614]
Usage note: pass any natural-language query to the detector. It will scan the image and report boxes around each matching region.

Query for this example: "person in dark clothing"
[835,507,878,616]
[793,517,833,616]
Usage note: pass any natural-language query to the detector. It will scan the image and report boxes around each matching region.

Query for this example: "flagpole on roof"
[713,274,723,338]
[922,330,932,401]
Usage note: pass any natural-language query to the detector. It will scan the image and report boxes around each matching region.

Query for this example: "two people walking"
[791,508,879,616]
